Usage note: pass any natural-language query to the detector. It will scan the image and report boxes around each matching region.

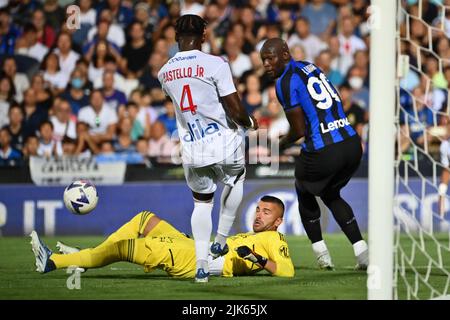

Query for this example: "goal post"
[368,0,397,300]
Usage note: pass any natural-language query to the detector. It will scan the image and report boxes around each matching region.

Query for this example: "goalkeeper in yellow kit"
[30,196,294,278]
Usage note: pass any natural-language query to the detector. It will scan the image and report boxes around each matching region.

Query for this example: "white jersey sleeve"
[212,62,237,97]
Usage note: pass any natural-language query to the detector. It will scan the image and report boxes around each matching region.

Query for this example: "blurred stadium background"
[0,0,449,300]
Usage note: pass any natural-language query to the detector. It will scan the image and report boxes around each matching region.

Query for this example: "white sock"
[312,240,329,257]
[215,179,244,247]
[191,201,214,272]
[353,240,368,257]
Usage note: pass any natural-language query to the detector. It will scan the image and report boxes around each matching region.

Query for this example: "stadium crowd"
[0,0,381,167]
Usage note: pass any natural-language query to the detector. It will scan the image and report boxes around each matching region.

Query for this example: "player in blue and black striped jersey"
[260,38,368,270]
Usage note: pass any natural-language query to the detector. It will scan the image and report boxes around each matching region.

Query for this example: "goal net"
[395,0,450,300]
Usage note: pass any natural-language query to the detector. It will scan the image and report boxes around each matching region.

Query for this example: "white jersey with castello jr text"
[158,49,244,168]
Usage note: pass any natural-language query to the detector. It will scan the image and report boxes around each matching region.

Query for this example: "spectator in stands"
[0,127,22,166]
[425,55,447,90]
[30,73,52,111]
[147,120,176,160]
[436,36,450,65]
[22,88,48,139]
[315,49,344,86]
[134,2,156,42]
[97,140,115,157]
[53,32,80,80]
[135,137,149,158]
[78,0,96,27]
[102,70,127,113]
[126,101,147,141]
[153,38,170,61]
[157,98,177,137]
[86,40,115,82]
[345,66,370,110]
[265,88,289,141]
[78,89,118,146]
[289,43,306,61]
[113,116,136,153]
[82,19,122,57]
[152,1,181,42]
[32,8,56,49]
[203,2,229,44]
[242,73,262,116]
[277,4,295,40]
[60,68,91,116]
[353,50,370,87]
[338,16,367,76]
[214,0,233,38]
[2,56,30,103]
[229,23,254,56]
[0,8,21,55]
[96,0,133,30]
[224,33,252,78]
[88,8,125,49]
[140,52,167,90]
[37,120,62,158]
[340,84,367,137]
[42,0,64,32]
[255,22,282,52]
[75,121,99,156]
[0,74,16,128]
[93,55,133,95]
[161,23,178,58]
[121,21,152,78]
[61,136,78,157]
[41,51,69,94]
[287,17,328,63]
[50,99,77,143]
[238,6,259,49]
[22,134,39,161]
[300,0,337,40]
[409,86,434,147]
[15,23,48,63]
[3,103,25,152]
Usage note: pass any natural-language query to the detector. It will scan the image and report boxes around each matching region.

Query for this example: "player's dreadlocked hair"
[175,14,207,38]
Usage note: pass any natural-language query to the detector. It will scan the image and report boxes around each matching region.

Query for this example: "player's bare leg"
[191,192,214,282]
[211,172,245,258]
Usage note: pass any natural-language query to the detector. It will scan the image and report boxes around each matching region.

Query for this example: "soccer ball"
[63,180,98,215]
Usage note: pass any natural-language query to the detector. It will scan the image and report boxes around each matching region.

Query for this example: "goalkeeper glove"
[235,246,268,267]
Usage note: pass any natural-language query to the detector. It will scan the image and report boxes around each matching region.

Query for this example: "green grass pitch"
[0,234,368,300]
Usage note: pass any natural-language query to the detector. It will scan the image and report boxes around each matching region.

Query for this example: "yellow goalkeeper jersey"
[222,231,294,277]
[140,218,294,278]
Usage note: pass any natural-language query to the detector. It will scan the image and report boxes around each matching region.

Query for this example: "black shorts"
[295,135,362,197]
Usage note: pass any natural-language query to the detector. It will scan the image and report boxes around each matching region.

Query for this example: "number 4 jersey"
[275,59,357,152]
[158,50,244,168]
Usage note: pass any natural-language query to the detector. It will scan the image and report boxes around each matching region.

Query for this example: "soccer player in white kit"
[157,15,258,282]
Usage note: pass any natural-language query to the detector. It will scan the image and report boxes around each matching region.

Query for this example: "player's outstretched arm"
[235,245,287,276]
[222,92,258,130]
[279,107,306,152]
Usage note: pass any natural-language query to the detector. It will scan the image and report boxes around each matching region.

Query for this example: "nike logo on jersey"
[320,117,351,134]
[183,120,220,142]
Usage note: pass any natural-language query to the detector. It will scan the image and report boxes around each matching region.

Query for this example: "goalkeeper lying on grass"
[30,195,294,279]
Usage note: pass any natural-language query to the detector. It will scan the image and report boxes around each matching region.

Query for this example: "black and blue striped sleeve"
[275,72,303,111]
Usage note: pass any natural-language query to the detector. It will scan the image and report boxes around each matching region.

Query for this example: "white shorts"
[183,147,245,194]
